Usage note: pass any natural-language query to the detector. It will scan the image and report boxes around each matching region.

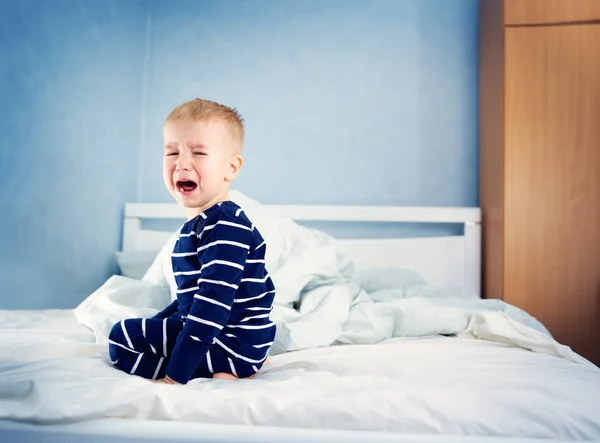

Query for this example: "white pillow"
[115,251,158,280]
[142,230,179,301]
[73,275,170,343]
[358,267,426,293]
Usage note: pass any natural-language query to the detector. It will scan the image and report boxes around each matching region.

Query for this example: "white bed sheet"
[1,309,599,442]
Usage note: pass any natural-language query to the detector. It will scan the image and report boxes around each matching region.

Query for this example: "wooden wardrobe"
[479,0,600,366]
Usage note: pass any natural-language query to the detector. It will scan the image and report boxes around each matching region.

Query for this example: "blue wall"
[141,0,479,206]
[0,0,148,309]
[0,0,479,309]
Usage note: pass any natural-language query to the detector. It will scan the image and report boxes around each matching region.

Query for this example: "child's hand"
[152,375,180,385]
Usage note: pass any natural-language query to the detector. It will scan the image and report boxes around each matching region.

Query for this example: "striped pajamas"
[108,317,257,380]
[109,200,276,384]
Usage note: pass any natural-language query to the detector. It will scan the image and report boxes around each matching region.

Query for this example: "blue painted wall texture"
[0,0,479,309]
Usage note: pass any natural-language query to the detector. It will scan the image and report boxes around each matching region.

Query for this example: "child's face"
[162,119,241,213]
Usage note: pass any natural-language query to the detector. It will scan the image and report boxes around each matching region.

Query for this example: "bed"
[1,191,599,443]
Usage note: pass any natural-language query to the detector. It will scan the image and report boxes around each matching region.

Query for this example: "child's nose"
[176,154,192,171]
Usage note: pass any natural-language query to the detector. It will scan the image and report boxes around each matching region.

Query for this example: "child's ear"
[225,154,243,181]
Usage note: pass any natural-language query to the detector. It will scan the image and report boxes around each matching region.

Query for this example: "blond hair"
[165,98,244,150]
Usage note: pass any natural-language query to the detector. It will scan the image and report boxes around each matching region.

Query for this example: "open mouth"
[176,180,198,194]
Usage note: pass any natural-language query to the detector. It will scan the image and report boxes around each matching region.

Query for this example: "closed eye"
[194,152,207,156]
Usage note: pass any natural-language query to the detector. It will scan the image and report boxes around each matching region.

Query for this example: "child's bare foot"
[213,372,260,380]
[213,372,239,380]
[212,358,271,380]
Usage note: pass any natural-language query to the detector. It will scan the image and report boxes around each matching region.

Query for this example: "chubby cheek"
[195,162,217,184]
[203,157,228,182]
[162,162,175,192]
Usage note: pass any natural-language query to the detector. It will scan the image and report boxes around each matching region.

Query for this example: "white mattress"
[1,309,600,442]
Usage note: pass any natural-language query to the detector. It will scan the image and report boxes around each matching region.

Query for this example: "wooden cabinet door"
[504,0,600,25]
[504,24,600,365]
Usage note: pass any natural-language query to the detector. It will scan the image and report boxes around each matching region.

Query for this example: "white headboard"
[122,203,481,297]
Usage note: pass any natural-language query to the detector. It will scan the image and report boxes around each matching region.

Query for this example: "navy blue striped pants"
[108,317,256,381]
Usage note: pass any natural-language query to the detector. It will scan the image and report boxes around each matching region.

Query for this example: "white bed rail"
[122,203,481,296]
[124,203,480,223]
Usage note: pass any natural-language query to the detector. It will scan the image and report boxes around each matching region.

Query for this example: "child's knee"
[108,321,123,342]
[108,321,130,360]
[109,349,134,373]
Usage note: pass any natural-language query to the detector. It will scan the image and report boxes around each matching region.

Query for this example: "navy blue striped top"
[158,201,276,384]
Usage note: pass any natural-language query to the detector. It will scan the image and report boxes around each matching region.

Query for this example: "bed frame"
[5,202,589,443]
[122,201,482,296]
